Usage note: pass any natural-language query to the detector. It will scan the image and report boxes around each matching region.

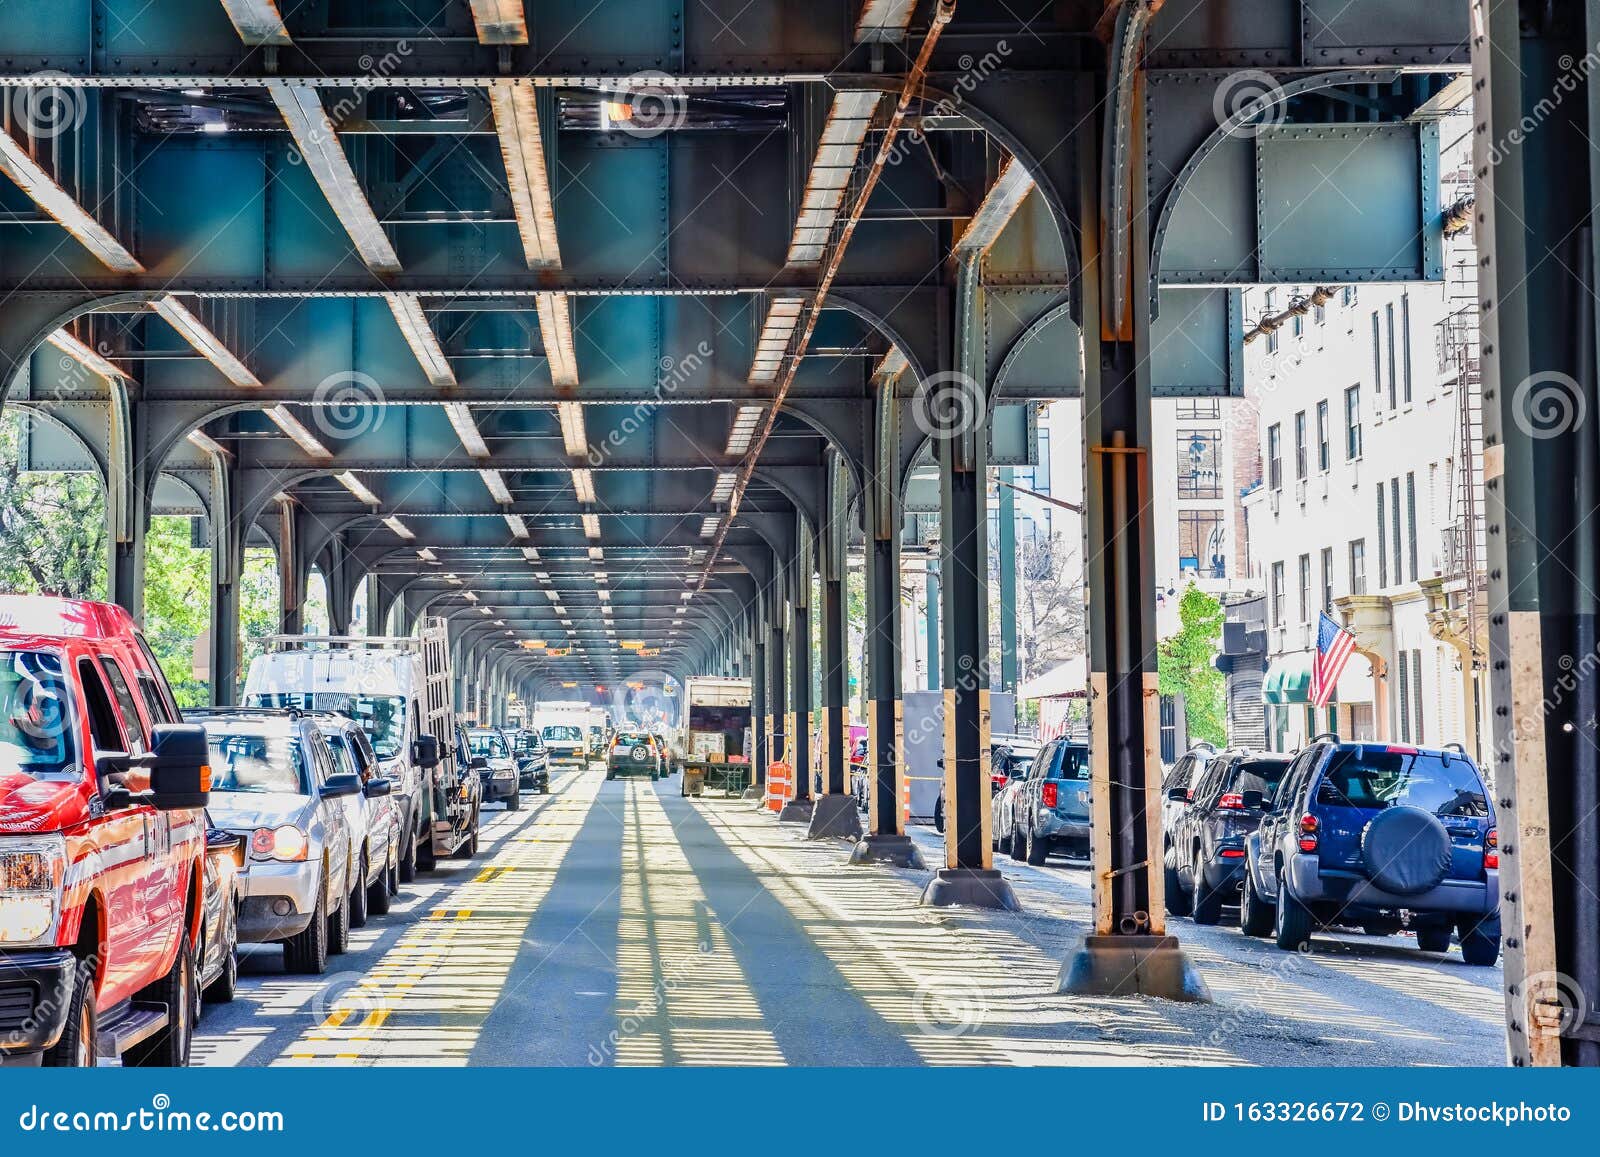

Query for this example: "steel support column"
[207,457,245,705]
[104,390,148,620]
[751,612,768,794]
[780,537,814,823]
[808,459,862,839]
[998,466,1019,692]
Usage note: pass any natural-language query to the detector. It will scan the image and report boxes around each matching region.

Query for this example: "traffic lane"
[902,821,1505,1065]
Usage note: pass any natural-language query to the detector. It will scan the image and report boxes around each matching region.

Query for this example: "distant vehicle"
[199,815,244,1006]
[1166,750,1291,924]
[677,677,751,791]
[933,735,1039,834]
[0,595,212,1068]
[510,728,550,793]
[533,701,608,762]
[848,736,871,810]
[189,708,378,975]
[607,730,662,780]
[242,622,473,874]
[311,712,401,917]
[1241,737,1500,964]
[468,726,522,811]
[1161,741,1218,837]
[998,736,1090,863]
[540,723,588,768]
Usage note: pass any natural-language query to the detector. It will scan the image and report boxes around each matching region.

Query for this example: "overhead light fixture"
[443,402,490,458]
[522,546,540,561]
[153,296,261,388]
[263,405,332,459]
[699,516,720,538]
[417,548,438,562]
[471,0,530,46]
[596,589,610,602]
[46,329,127,382]
[186,429,228,458]
[504,513,529,539]
[0,131,143,273]
[571,468,596,504]
[581,512,601,539]
[786,90,881,267]
[478,606,492,616]
[680,591,693,601]
[445,573,462,585]
[478,468,512,504]
[462,590,479,603]
[388,293,454,387]
[592,571,608,583]
[383,516,415,540]
[335,472,380,506]
[747,296,805,384]
[725,404,764,456]
[674,606,686,616]
[217,0,292,45]
[588,546,604,561]
[537,293,580,387]
[557,402,587,458]
[710,470,737,504]
[544,589,561,602]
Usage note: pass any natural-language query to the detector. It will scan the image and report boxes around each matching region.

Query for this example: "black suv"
[1166,749,1290,924]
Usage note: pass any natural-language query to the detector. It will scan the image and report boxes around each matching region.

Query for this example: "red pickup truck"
[0,594,211,1067]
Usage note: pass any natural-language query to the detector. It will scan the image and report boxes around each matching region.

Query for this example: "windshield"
[1229,758,1288,800]
[250,692,408,760]
[543,725,582,742]
[470,732,508,758]
[0,650,79,780]
[1316,749,1489,818]
[204,731,309,795]
[1054,745,1090,781]
[995,747,1037,779]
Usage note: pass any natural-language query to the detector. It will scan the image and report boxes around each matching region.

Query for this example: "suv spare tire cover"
[1360,806,1453,895]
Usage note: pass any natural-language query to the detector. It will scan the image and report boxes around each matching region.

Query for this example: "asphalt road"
[191,767,1506,1067]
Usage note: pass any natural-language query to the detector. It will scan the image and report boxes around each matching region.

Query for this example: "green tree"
[1158,584,1226,747]
[142,515,211,706]
[0,414,106,599]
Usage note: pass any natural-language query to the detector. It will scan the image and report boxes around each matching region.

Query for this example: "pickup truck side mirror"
[1241,789,1265,810]
[363,777,394,799]
[1167,786,1189,802]
[412,735,440,769]
[321,773,362,798]
[150,723,211,811]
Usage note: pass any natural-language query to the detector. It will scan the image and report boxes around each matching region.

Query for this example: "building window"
[1376,487,1388,588]
[1294,411,1308,480]
[1265,289,1279,354]
[1178,511,1226,579]
[1267,424,1282,490]
[1411,648,1425,744]
[1314,301,1327,326]
[1371,311,1383,398]
[1320,546,1334,613]
[1316,399,1331,472]
[1386,302,1398,409]
[1349,539,1366,595]
[1342,285,1357,308]
[1397,652,1411,742]
[1391,477,1403,587]
[1298,554,1312,624]
[1177,399,1221,420]
[1344,385,1362,459]
[1293,311,1305,339]
[1406,471,1419,582]
[1401,294,1414,404]
[1177,429,1222,499]
[1271,561,1285,627]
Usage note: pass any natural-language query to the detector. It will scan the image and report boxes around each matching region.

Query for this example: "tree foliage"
[1158,583,1226,747]
[0,415,107,600]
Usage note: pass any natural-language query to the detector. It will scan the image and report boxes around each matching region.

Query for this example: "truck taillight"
[1298,813,1318,853]
[1218,792,1245,810]
[1486,827,1498,870]
[1041,783,1058,809]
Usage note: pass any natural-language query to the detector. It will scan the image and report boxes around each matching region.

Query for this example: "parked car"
[468,726,522,811]
[1165,749,1290,924]
[448,724,484,859]
[541,723,587,769]
[933,736,1040,834]
[0,594,212,1068]
[1161,741,1218,836]
[998,736,1091,863]
[312,712,400,917]
[848,737,871,810]
[188,708,371,976]
[607,730,662,780]
[1241,736,1500,964]
[199,815,244,1006]
[511,728,550,793]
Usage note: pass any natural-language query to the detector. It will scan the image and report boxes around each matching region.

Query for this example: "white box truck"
[677,677,752,794]
[242,619,480,872]
[532,700,603,767]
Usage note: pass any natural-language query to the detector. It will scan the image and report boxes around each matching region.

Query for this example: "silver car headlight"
[0,834,68,948]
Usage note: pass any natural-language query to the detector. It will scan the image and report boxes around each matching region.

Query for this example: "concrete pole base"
[847,833,924,868]
[741,786,761,800]
[776,799,815,824]
[918,868,1021,911]
[806,794,864,840]
[1057,934,1212,1002]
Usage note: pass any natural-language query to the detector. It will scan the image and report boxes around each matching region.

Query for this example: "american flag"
[1311,611,1358,709]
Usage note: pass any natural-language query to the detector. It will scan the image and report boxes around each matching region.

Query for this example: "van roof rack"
[261,634,420,651]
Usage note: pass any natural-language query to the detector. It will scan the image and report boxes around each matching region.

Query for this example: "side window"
[306,734,333,787]
[1275,750,1316,811]
[1194,759,1225,804]
[78,658,127,755]
[132,632,179,722]
[1053,745,1089,781]
[97,656,148,755]
[327,735,357,778]
[1030,742,1057,780]
[1163,756,1192,794]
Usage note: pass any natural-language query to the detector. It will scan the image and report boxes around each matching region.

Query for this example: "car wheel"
[1164,848,1192,917]
[349,853,369,930]
[1239,868,1274,937]
[368,853,393,916]
[1415,922,1453,953]
[933,797,945,834]
[506,788,522,812]
[283,878,329,975]
[1457,915,1501,966]
[1008,824,1026,861]
[125,934,195,1067]
[44,955,98,1067]
[991,813,1004,851]
[417,826,438,872]
[398,828,417,884]
[1272,868,1313,951]
[205,920,238,1005]
[606,770,617,781]
[328,871,350,956]
[1025,824,1048,866]
[1191,870,1224,925]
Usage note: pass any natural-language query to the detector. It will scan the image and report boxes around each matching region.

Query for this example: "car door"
[1021,741,1059,835]
[1183,758,1227,881]
[306,732,348,900]
[1257,750,1315,900]
[326,730,370,872]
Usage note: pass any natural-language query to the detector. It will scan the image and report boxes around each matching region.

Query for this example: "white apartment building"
[1240,279,1487,757]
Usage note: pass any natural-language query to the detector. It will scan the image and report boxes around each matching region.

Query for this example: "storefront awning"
[1262,651,1374,705]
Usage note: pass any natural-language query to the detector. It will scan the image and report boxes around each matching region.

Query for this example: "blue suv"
[1240,736,1500,965]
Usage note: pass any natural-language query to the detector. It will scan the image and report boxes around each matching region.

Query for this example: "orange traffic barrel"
[766,761,791,812]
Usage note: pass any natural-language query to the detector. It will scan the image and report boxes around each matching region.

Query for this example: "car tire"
[606,770,617,781]
[1415,923,1453,953]
[933,797,945,834]
[328,872,350,956]
[349,854,369,930]
[506,789,522,812]
[1272,868,1313,951]
[283,878,329,975]
[398,828,417,884]
[1008,824,1026,862]
[44,955,98,1067]
[991,814,1004,852]
[1025,824,1048,866]
[204,914,238,1004]
[651,771,660,782]
[368,855,393,916]
[1164,849,1192,917]
[1457,915,1501,966]
[417,826,438,872]
[1239,868,1274,938]
[539,781,549,795]
[1191,869,1224,926]
[124,934,195,1067]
